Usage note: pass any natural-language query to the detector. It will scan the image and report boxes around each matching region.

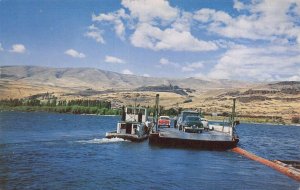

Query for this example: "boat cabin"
[116,107,149,136]
[124,107,148,123]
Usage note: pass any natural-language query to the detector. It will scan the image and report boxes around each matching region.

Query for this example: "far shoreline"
[1,109,299,127]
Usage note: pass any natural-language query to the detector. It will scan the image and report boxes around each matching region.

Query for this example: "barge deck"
[149,128,239,150]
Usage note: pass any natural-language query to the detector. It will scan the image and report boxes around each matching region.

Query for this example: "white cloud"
[214,39,244,49]
[121,0,178,23]
[233,0,246,11]
[171,12,193,32]
[122,69,133,75]
[64,49,86,58]
[159,58,180,68]
[157,58,203,72]
[159,58,170,65]
[105,55,126,64]
[159,58,205,72]
[92,9,128,40]
[85,25,105,44]
[207,45,300,81]
[143,73,150,77]
[285,75,300,81]
[130,23,218,51]
[191,0,300,81]
[91,0,218,52]
[182,62,203,72]
[89,0,300,81]
[10,44,26,53]
[193,8,232,23]
[194,1,300,45]
[0,43,3,51]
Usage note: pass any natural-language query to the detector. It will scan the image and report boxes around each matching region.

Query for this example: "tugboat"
[106,106,151,142]
[149,95,239,150]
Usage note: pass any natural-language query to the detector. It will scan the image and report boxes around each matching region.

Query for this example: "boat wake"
[77,137,127,144]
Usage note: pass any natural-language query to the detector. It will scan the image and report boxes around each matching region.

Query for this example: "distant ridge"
[1,65,299,123]
[0,65,253,91]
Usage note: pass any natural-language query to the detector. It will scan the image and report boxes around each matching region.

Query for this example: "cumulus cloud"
[143,73,150,77]
[10,44,26,53]
[207,45,300,81]
[122,69,133,75]
[91,0,218,52]
[130,23,217,51]
[233,0,246,11]
[121,0,178,23]
[105,55,126,64]
[194,0,300,45]
[89,0,300,81]
[64,49,86,58]
[85,25,105,44]
[92,9,128,40]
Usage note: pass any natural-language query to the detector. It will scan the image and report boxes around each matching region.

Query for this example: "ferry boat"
[106,106,152,142]
[149,98,239,150]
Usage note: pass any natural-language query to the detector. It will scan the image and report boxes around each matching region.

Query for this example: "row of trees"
[56,99,111,108]
[291,117,300,123]
[0,98,116,115]
[0,98,111,109]
[2,99,299,123]
[3,105,120,115]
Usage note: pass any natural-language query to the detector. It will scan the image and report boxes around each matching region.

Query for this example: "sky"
[0,0,300,81]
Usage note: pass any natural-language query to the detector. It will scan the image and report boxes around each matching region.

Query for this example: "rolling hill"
[1,65,299,123]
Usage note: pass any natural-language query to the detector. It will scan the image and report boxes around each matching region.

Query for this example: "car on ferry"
[158,116,170,128]
[181,116,204,133]
[200,118,209,130]
[176,110,200,129]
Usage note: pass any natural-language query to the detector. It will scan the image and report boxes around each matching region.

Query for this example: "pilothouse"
[105,106,151,142]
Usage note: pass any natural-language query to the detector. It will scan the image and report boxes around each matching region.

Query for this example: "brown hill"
[0,65,254,95]
[1,66,299,123]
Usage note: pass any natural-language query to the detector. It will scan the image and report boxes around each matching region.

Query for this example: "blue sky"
[0,0,300,81]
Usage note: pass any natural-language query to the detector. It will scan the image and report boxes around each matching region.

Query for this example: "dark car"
[176,110,199,128]
[181,116,204,133]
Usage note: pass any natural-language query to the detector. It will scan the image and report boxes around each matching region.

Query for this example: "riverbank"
[1,105,299,126]
[204,115,295,126]
[0,105,120,115]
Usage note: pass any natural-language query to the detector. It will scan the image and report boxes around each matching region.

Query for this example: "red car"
[158,116,170,128]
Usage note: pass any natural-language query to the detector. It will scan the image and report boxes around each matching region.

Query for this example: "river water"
[0,112,299,189]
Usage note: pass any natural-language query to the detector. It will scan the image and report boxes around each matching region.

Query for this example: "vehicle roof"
[181,110,199,113]
[159,116,170,118]
[126,107,147,111]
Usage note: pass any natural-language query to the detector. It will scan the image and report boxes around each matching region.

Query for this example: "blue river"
[0,112,299,189]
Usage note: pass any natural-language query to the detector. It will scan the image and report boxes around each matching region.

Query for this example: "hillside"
[0,65,254,97]
[1,65,299,123]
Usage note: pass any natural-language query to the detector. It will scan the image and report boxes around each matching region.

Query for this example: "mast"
[155,94,160,132]
[134,96,137,121]
[230,98,236,136]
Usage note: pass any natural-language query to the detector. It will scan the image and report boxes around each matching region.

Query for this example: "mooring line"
[232,147,300,182]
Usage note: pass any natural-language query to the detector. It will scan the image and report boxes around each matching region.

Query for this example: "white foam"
[77,137,127,144]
